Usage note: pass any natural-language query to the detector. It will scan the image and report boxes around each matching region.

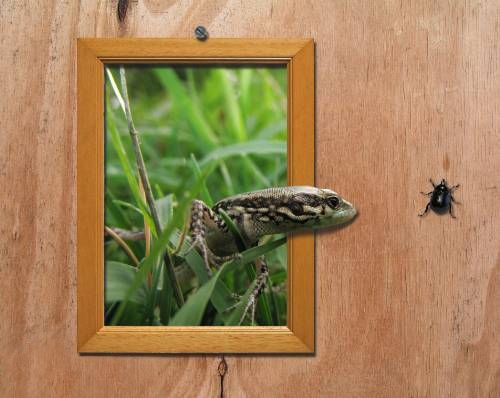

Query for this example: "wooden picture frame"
[77,38,314,353]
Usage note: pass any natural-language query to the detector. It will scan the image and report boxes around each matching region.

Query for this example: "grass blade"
[216,69,247,141]
[171,231,236,316]
[169,262,231,326]
[105,190,132,229]
[189,154,213,207]
[154,68,219,148]
[107,111,154,229]
[199,140,285,166]
[170,237,286,326]
[105,261,147,305]
[159,264,174,325]
[110,172,208,325]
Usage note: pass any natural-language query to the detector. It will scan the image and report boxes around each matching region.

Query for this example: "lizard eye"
[327,196,340,208]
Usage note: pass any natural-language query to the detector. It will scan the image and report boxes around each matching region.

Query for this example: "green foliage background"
[104,65,288,326]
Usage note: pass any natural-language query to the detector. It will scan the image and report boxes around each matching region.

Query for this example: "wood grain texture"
[1,0,499,396]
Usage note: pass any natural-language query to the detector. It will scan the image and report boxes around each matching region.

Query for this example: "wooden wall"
[1,1,499,396]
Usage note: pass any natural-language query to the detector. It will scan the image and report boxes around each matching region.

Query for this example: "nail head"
[194,26,209,41]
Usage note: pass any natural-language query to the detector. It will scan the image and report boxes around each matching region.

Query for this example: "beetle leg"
[420,191,433,196]
[451,194,461,204]
[448,203,456,218]
[418,202,431,217]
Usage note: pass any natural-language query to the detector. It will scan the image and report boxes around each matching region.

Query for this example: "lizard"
[187,186,357,324]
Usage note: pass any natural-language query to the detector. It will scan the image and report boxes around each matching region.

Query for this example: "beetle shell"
[430,184,452,212]
[419,178,459,218]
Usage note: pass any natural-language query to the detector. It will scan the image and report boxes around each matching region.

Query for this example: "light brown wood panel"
[1,0,498,397]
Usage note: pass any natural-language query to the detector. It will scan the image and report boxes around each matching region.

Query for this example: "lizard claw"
[238,258,269,325]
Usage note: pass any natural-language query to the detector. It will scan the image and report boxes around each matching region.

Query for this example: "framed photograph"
[77,38,314,353]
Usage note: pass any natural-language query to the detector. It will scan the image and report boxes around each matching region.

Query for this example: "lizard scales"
[195,186,356,257]
[188,186,357,324]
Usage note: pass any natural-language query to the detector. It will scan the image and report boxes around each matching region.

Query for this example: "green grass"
[104,65,288,326]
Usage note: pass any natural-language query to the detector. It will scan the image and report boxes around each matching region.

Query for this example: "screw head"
[194,26,209,41]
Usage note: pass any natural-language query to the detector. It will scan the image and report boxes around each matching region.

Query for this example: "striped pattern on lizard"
[188,186,357,324]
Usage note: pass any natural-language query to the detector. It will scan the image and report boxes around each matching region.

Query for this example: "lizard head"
[213,186,357,239]
[280,186,357,230]
[314,187,357,228]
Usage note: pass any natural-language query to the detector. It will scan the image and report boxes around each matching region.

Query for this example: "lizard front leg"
[189,199,239,276]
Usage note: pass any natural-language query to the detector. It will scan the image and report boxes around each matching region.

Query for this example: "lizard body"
[194,186,356,256]
[188,186,357,324]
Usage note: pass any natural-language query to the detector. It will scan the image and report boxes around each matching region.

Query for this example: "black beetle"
[419,178,460,218]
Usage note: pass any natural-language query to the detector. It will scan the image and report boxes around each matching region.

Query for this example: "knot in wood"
[217,356,228,377]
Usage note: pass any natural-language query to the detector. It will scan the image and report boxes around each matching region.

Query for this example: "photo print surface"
[104,64,288,327]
